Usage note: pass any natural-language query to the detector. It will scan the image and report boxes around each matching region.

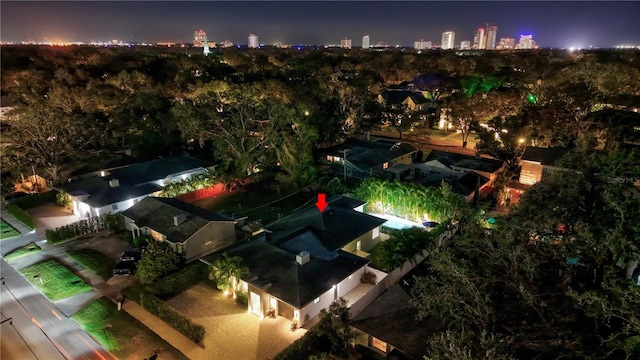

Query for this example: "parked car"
[119,251,142,263]
[113,261,136,276]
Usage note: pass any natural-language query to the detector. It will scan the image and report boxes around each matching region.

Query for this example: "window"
[133,199,139,204]
[372,227,380,239]
[314,297,320,304]
[112,204,118,210]
[382,162,389,170]
[372,337,388,352]
[150,229,163,241]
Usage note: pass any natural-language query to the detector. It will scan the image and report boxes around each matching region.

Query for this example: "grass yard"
[73,297,188,360]
[67,249,117,280]
[368,243,388,272]
[20,259,92,301]
[4,243,41,260]
[0,219,20,240]
[192,183,317,224]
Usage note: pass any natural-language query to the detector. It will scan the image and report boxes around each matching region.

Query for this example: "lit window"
[150,229,163,241]
[383,162,389,169]
[372,337,387,352]
[314,297,320,304]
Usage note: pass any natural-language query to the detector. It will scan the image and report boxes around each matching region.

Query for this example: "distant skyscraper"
[362,35,370,49]
[193,29,207,47]
[414,39,431,50]
[341,38,352,49]
[485,25,498,49]
[516,34,536,49]
[460,40,471,50]
[441,31,455,50]
[248,33,259,48]
[473,27,486,49]
[498,37,515,50]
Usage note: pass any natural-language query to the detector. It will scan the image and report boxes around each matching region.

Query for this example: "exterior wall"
[392,153,414,166]
[342,228,380,254]
[299,286,335,325]
[183,221,236,261]
[520,161,542,185]
[336,267,367,298]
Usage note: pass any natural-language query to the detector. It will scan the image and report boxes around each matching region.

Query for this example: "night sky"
[2,1,639,48]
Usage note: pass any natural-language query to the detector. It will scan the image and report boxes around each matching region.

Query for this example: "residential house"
[377,90,430,112]
[205,195,386,326]
[121,197,237,261]
[351,283,440,359]
[58,156,214,218]
[416,170,490,203]
[320,138,418,179]
[519,147,570,185]
[421,150,506,185]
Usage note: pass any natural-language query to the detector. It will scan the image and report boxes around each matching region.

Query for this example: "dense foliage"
[354,177,468,222]
[411,146,640,359]
[1,46,638,186]
[44,213,120,243]
[136,240,181,285]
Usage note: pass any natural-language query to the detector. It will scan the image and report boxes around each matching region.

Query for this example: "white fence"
[349,223,459,319]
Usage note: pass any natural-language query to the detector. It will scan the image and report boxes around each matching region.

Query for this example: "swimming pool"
[368,213,424,230]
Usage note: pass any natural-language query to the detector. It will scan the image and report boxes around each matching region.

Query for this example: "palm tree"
[209,254,249,295]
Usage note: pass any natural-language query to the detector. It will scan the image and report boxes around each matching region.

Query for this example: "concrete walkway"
[2,207,207,360]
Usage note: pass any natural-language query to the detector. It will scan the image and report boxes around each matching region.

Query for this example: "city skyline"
[1,1,640,48]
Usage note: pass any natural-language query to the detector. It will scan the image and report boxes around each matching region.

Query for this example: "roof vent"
[296,251,310,265]
[173,214,187,226]
[108,179,120,188]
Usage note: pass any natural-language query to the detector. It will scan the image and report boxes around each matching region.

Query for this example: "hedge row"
[5,204,36,229]
[11,190,57,209]
[139,292,205,343]
[45,214,119,244]
[148,262,208,300]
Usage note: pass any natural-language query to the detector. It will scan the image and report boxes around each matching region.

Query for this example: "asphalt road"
[1,259,116,360]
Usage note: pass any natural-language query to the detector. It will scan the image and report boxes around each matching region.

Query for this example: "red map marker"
[315,193,327,212]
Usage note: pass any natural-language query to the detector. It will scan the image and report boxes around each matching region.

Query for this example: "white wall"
[337,267,367,298]
[298,286,335,325]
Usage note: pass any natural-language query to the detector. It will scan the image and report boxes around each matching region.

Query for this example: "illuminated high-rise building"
[498,37,515,50]
[485,25,498,49]
[516,34,536,49]
[441,31,455,50]
[460,40,471,50]
[362,35,370,49]
[414,39,431,50]
[473,27,486,49]
[341,38,352,49]
[193,29,207,47]
[248,33,259,48]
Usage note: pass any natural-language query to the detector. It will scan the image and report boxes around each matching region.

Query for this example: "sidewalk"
[121,299,207,360]
[3,208,207,360]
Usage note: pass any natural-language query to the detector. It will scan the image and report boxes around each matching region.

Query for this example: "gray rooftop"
[321,139,417,171]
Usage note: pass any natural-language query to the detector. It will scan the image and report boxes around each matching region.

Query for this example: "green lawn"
[0,219,21,240]
[73,297,188,360]
[192,183,317,224]
[67,249,117,280]
[20,259,92,301]
[4,243,41,260]
[368,243,388,272]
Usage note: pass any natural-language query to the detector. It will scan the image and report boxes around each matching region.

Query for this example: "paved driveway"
[167,283,306,360]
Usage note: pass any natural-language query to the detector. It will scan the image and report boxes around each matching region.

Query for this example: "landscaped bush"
[235,291,248,305]
[45,213,120,244]
[11,190,57,209]
[5,203,36,229]
[360,271,377,284]
[148,262,207,299]
[140,292,205,343]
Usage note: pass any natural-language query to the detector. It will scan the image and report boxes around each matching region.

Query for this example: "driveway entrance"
[166,283,306,360]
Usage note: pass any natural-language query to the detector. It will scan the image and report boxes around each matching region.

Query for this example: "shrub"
[235,291,248,305]
[11,190,57,209]
[139,292,205,343]
[360,271,377,284]
[46,214,117,244]
[148,263,207,299]
[5,203,36,229]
